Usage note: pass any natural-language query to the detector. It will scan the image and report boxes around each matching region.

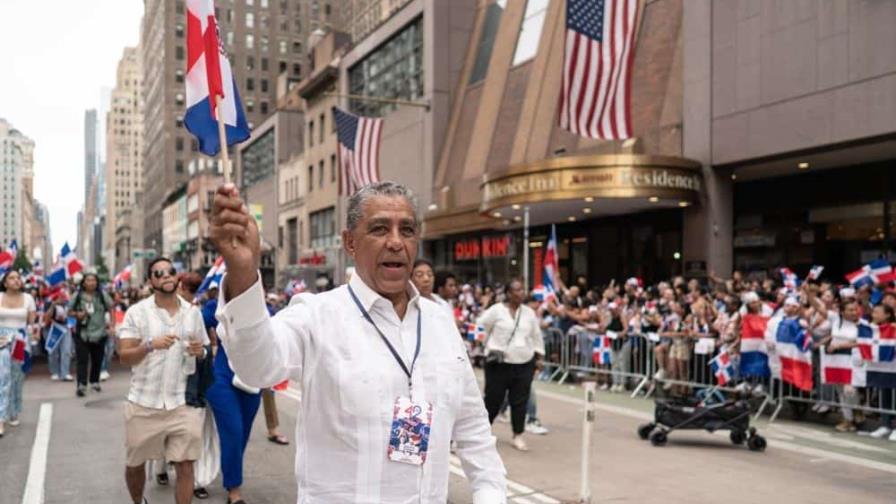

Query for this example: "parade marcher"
[118,257,209,504]
[478,279,545,452]
[44,291,74,381]
[433,270,458,320]
[411,258,436,300]
[209,181,507,502]
[0,270,37,436]
[68,272,113,397]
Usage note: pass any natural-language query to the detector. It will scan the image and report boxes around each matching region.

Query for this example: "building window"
[247,78,255,91]
[318,160,324,188]
[279,40,288,54]
[308,121,314,146]
[468,2,505,84]
[247,55,255,70]
[260,35,269,52]
[261,0,269,8]
[330,154,336,183]
[260,101,268,114]
[292,63,301,76]
[245,12,254,28]
[226,31,234,46]
[513,0,550,65]
[260,79,268,92]
[348,16,423,116]
[241,129,275,186]
[261,57,269,71]
[319,113,325,144]
[307,166,313,192]
[176,137,184,151]
[287,217,298,263]
[245,34,254,49]
[292,41,301,54]
[175,23,184,37]
[310,207,336,249]
[175,69,184,83]
[279,60,287,73]
[246,99,254,113]
[175,46,185,60]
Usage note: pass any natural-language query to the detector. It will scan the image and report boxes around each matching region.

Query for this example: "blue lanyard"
[347,285,421,389]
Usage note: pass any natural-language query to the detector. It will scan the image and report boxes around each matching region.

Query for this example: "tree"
[12,250,31,273]
[94,254,111,283]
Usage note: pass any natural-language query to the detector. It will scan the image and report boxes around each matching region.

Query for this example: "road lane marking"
[23,402,53,504]
[535,388,896,474]
[449,455,560,504]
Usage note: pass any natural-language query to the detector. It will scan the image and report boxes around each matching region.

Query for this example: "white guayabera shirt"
[217,273,507,504]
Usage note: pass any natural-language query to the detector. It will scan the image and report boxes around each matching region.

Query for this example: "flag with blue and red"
[709,350,734,386]
[463,322,486,343]
[592,336,611,365]
[773,316,813,391]
[857,321,895,363]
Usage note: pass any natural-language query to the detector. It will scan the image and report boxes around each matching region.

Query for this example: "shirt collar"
[348,272,420,313]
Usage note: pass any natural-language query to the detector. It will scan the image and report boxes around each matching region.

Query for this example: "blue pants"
[101,334,115,372]
[206,379,261,489]
[48,331,73,378]
[0,346,10,421]
[9,360,23,420]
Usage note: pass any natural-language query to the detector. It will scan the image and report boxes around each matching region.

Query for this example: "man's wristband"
[145,339,154,353]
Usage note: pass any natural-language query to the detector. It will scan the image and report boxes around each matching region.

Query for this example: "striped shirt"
[118,295,208,410]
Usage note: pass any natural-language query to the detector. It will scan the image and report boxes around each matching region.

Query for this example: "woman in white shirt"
[0,270,37,437]
[827,300,862,432]
[477,279,545,452]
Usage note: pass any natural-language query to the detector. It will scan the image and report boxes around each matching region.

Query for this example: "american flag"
[559,0,639,139]
[334,107,383,196]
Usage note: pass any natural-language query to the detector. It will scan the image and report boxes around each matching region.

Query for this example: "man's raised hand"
[209,183,261,300]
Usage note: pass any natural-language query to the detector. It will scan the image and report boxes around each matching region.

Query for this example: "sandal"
[267,434,289,445]
[193,487,209,499]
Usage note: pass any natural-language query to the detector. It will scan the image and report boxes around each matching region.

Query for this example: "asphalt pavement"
[2,361,895,504]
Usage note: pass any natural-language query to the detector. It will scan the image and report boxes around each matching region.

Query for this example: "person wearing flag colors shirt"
[865,304,896,440]
[43,291,74,382]
[477,279,545,452]
[0,270,37,438]
[209,181,507,503]
[824,300,863,432]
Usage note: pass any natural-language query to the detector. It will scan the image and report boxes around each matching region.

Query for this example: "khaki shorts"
[124,402,204,467]
[670,340,691,361]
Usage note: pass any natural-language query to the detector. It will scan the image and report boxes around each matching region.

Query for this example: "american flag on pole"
[559,0,639,139]
[334,107,382,196]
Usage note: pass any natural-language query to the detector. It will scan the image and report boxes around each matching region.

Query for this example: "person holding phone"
[67,272,113,397]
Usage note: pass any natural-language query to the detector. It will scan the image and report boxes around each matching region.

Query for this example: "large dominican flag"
[769,316,813,391]
[185,0,250,156]
[739,312,770,377]
[856,321,895,363]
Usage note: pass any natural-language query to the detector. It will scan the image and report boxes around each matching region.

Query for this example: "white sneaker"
[63,374,74,382]
[512,435,529,451]
[870,426,892,439]
[9,418,20,427]
[889,430,896,442]
[599,383,609,391]
[100,370,110,382]
[816,405,831,414]
[51,374,60,381]
[653,369,666,380]
[525,421,549,435]
[497,411,510,423]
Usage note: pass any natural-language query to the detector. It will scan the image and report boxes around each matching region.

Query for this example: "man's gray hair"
[346,181,419,230]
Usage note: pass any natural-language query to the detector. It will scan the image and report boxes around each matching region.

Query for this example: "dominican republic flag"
[541,225,560,301]
[807,265,824,281]
[780,267,799,291]
[821,347,865,386]
[196,256,226,297]
[334,107,382,196]
[284,278,306,297]
[61,242,83,277]
[184,0,250,156]
[770,316,813,391]
[868,259,892,281]
[463,322,486,343]
[45,322,68,354]
[559,0,639,139]
[593,336,611,365]
[11,328,32,372]
[709,350,734,386]
[739,312,770,377]
[845,266,874,288]
[0,239,17,274]
[857,321,895,362]
[113,264,133,289]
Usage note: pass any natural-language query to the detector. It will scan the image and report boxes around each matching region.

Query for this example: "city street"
[3,362,895,504]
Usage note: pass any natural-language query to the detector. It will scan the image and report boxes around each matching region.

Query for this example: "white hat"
[783,296,800,307]
[741,292,759,304]
[208,281,219,290]
[839,287,856,298]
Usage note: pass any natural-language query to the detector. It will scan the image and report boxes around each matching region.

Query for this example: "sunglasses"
[151,268,177,279]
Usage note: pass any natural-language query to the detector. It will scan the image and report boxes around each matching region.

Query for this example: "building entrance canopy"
[480,154,703,228]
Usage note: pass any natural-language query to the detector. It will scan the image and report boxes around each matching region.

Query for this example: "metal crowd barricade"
[559,327,656,398]
[540,327,566,382]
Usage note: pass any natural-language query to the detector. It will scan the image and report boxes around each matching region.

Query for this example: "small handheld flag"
[463,322,486,343]
[807,265,824,281]
[184,0,251,160]
[709,350,734,386]
[592,336,611,365]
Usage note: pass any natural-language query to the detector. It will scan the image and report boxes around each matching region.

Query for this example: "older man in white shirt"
[209,181,506,503]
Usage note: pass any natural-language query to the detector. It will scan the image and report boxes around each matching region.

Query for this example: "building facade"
[104,46,144,273]
[31,200,52,265]
[140,0,328,263]
[0,118,34,248]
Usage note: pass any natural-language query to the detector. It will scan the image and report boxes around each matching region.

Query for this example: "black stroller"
[637,394,767,451]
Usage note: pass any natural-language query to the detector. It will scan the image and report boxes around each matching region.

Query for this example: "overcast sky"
[0,0,143,258]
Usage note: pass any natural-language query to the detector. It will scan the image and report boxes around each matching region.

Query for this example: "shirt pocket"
[426,356,467,414]
[337,360,386,417]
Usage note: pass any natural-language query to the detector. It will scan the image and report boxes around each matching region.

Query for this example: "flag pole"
[216,95,231,185]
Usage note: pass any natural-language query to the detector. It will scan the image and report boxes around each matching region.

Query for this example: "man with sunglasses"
[209,181,506,503]
[117,257,210,504]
